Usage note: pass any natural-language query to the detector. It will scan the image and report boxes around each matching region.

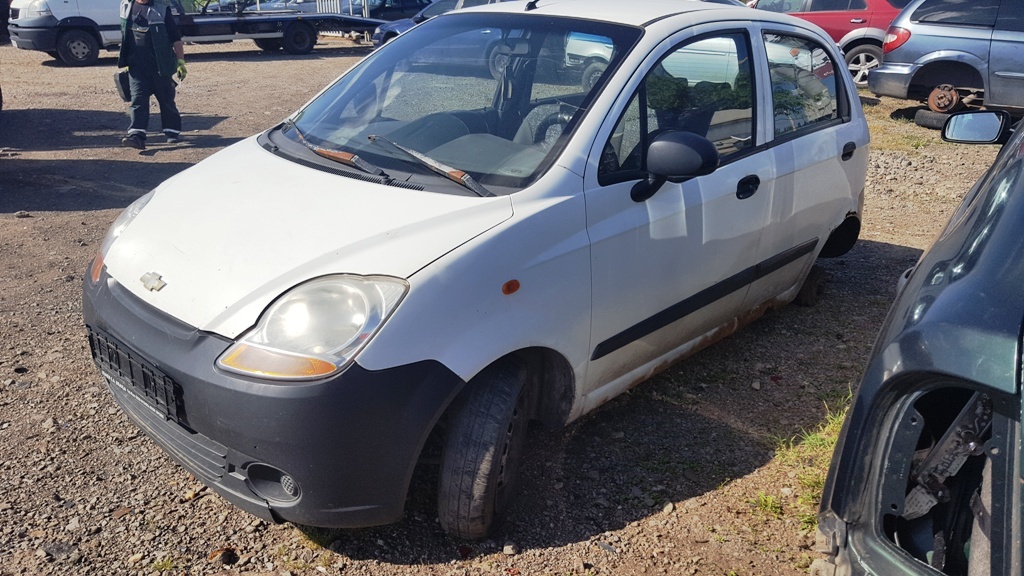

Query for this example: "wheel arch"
[837,27,885,50]
[56,17,103,42]
[819,214,861,258]
[908,56,986,99]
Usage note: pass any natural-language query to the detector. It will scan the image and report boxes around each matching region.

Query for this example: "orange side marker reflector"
[502,280,520,295]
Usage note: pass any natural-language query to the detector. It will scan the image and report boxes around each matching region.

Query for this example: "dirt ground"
[0,37,1000,575]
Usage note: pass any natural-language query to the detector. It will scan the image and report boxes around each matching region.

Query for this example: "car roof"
[464,0,757,28]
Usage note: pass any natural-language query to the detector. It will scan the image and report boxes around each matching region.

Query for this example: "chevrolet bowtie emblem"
[140,272,167,292]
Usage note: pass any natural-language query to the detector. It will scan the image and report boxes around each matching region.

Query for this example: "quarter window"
[763,33,840,138]
[911,0,999,27]
[599,33,755,184]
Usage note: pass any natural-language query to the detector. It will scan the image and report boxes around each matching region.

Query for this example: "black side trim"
[590,238,818,360]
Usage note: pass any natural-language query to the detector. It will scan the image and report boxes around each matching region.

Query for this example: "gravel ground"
[0,38,1000,576]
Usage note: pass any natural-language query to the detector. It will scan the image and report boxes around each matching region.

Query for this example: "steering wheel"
[533,111,574,144]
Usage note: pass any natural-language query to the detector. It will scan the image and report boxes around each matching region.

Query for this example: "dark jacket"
[117,0,182,78]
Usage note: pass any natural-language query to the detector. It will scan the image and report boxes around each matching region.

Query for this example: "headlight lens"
[90,191,154,284]
[217,275,408,381]
[24,0,52,17]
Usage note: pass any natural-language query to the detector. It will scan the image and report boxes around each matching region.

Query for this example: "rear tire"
[844,44,881,88]
[438,359,529,540]
[914,109,949,130]
[281,22,316,55]
[254,38,283,52]
[795,265,827,307]
[56,29,99,66]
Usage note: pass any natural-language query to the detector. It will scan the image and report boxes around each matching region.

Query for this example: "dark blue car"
[815,110,1023,576]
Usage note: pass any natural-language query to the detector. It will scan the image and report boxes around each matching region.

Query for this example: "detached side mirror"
[631,130,719,202]
[942,110,1010,145]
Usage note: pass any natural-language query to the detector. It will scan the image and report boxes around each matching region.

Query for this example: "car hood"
[104,136,514,339]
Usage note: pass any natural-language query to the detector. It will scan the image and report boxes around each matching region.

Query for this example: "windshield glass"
[281,13,642,196]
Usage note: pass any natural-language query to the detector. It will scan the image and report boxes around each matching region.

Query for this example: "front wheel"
[57,29,99,66]
[487,42,510,80]
[580,60,607,91]
[281,22,316,55]
[438,359,529,540]
[844,44,881,88]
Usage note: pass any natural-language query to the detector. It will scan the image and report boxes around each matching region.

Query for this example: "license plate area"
[88,327,184,424]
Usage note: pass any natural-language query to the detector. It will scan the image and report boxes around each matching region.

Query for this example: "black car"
[814,110,1022,576]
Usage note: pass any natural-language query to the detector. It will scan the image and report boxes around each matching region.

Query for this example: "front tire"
[281,22,316,55]
[56,29,99,66]
[438,359,529,540]
[581,60,607,91]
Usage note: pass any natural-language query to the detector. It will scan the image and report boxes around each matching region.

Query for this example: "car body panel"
[816,112,1024,575]
[84,0,868,529]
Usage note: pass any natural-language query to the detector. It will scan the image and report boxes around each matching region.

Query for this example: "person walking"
[118,0,187,149]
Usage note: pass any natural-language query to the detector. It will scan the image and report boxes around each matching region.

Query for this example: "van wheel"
[914,109,949,130]
[795,265,827,307]
[281,23,316,55]
[487,43,511,80]
[438,359,529,540]
[57,30,99,67]
[581,61,607,91]
[254,38,283,52]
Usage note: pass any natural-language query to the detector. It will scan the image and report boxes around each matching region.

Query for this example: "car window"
[807,0,855,12]
[911,0,998,27]
[885,0,914,7]
[287,14,642,195]
[995,1,1024,32]
[598,32,755,184]
[757,0,807,13]
[422,0,458,16]
[763,33,840,138]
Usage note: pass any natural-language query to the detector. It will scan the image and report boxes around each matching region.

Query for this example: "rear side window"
[911,0,998,27]
[763,33,841,137]
[807,0,865,11]
[756,0,807,13]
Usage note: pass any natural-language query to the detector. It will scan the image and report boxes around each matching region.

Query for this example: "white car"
[84,0,868,539]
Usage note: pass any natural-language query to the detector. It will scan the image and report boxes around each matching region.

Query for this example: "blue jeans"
[127,67,181,138]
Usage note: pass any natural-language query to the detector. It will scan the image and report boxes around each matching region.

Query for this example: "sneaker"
[121,133,146,149]
[164,133,180,144]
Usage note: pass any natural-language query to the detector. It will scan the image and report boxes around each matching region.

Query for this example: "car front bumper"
[7,16,59,51]
[867,62,917,100]
[83,265,465,528]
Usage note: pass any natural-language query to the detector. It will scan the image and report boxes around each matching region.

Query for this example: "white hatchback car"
[84,0,868,539]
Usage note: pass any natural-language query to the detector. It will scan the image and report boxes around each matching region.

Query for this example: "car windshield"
[277,13,642,196]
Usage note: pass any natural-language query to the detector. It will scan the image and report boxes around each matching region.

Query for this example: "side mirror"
[631,130,719,202]
[942,110,1010,145]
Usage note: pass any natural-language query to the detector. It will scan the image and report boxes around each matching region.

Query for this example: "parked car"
[371,0,493,48]
[84,0,868,539]
[813,109,1021,576]
[869,0,1024,128]
[754,0,907,86]
[338,0,432,20]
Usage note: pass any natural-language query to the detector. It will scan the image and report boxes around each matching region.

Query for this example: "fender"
[913,49,988,93]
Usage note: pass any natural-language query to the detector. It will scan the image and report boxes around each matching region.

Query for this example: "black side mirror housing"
[631,130,720,202]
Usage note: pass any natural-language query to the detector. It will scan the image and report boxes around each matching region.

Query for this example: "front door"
[581,28,774,409]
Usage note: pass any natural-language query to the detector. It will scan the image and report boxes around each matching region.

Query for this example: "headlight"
[217,275,408,381]
[89,191,154,284]
[23,0,53,17]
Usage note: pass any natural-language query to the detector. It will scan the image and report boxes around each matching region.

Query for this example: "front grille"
[87,327,184,424]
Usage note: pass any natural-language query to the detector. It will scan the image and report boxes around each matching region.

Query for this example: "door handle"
[850,18,866,23]
[842,142,856,161]
[736,175,760,200]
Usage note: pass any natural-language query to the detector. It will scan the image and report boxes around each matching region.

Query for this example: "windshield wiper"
[282,118,389,178]
[367,134,494,197]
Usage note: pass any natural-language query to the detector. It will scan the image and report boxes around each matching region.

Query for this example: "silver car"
[868,0,1024,120]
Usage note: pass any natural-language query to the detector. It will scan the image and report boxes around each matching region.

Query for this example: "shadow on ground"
[296,238,923,564]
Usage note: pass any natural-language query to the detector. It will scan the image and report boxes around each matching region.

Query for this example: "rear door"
[988,0,1024,108]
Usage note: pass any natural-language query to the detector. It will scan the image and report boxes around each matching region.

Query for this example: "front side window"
[763,33,840,137]
[911,0,998,27]
[599,32,755,184]
[269,14,641,196]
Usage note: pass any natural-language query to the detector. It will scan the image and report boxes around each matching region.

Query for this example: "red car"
[755,0,908,86]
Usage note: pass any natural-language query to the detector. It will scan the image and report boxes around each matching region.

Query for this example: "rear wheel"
[581,60,607,91]
[56,29,99,66]
[794,265,827,307]
[253,38,283,52]
[281,22,316,55]
[844,44,881,88]
[438,359,529,540]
